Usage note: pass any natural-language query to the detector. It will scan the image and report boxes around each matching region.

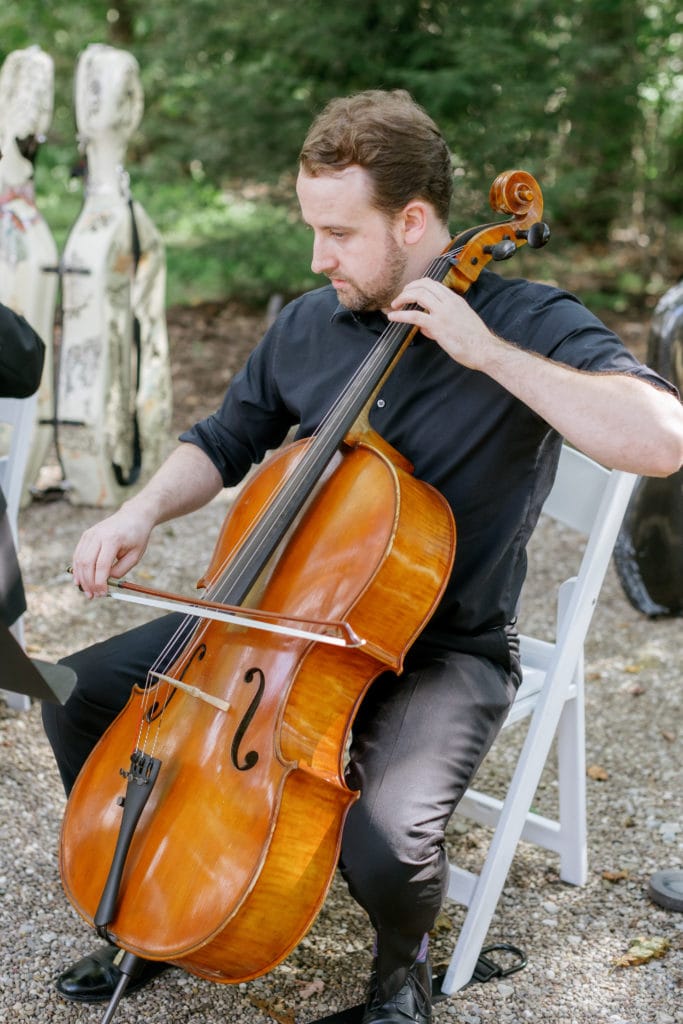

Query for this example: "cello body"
[60,436,456,980]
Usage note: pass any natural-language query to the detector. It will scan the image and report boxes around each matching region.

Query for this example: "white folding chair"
[0,393,39,710]
[441,445,638,994]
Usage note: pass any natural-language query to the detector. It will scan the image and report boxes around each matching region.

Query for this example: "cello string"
[133,244,460,748]
[129,611,208,753]
[138,246,459,724]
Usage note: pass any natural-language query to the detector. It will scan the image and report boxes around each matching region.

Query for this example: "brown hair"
[299,90,453,225]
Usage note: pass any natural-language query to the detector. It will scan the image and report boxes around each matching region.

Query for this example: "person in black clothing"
[42,91,683,1024]
[0,303,45,630]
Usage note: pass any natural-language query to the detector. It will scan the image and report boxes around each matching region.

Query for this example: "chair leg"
[442,660,579,994]
[556,671,587,885]
[443,766,542,994]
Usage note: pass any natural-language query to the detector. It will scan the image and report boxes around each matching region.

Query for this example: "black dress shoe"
[362,957,432,1024]
[56,944,170,1003]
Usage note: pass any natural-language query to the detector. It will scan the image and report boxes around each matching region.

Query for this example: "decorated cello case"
[57,43,172,506]
[614,280,683,616]
[0,45,58,503]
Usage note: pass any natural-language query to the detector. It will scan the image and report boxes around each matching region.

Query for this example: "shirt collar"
[330,303,429,345]
[330,303,387,333]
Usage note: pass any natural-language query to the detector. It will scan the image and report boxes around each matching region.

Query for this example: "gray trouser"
[43,615,519,998]
[341,646,519,998]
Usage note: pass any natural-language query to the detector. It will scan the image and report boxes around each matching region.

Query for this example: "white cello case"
[57,44,172,506]
[0,46,58,503]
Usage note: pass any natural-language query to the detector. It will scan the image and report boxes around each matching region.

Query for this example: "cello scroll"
[443,169,550,294]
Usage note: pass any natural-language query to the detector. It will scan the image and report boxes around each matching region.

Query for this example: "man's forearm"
[481,338,683,477]
[122,442,224,529]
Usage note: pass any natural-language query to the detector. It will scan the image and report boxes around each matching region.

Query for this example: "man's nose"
[311,236,336,275]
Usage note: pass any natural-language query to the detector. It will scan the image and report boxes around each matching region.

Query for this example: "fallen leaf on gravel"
[247,995,296,1024]
[613,935,670,968]
[602,869,630,883]
[587,764,609,781]
[298,978,325,999]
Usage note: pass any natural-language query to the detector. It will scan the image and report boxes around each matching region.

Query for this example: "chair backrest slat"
[541,445,613,535]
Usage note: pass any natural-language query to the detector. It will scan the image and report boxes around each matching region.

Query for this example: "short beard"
[335,232,408,313]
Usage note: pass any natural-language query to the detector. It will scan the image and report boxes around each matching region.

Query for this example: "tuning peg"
[483,238,518,261]
[516,222,551,249]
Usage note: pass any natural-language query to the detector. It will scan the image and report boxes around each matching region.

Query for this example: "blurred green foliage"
[2,0,681,307]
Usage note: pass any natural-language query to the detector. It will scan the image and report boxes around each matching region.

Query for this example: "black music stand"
[0,620,76,704]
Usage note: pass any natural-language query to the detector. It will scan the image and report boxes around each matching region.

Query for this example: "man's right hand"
[70,501,156,598]
[70,442,224,598]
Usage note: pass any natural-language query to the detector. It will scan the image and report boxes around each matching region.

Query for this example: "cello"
[59,170,549,1019]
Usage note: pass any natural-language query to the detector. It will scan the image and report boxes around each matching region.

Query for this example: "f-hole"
[231,667,265,771]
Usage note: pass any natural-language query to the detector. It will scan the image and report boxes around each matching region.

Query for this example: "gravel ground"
[1,476,681,1024]
[1,304,681,1024]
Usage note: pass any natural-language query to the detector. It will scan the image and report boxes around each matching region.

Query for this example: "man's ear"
[400,200,429,244]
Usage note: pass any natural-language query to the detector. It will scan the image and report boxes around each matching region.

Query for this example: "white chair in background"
[0,393,38,710]
[441,445,638,994]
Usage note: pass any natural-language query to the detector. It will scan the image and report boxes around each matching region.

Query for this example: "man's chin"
[334,287,372,312]
[332,283,353,304]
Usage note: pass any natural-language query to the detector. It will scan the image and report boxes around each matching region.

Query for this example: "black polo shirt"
[181,269,674,666]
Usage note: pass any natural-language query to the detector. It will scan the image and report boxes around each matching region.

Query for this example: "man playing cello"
[44,91,683,1024]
